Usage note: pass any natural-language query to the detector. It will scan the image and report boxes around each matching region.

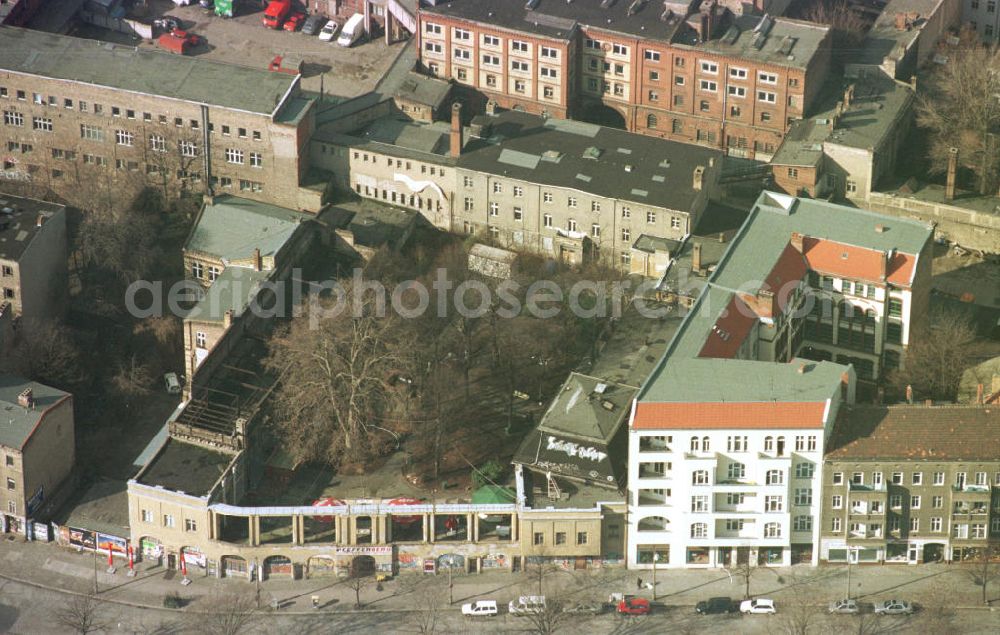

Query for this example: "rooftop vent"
[659,159,671,168]
[778,36,797,56]
[583,146,603,160]
[594,382,608,394]
[875,224,886,233]
[601,399,616,411]
[576,173,593,182]
[625,164,634,172]
[17,388,33,409]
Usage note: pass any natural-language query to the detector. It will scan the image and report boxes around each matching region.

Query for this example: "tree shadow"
[302,63,333,79]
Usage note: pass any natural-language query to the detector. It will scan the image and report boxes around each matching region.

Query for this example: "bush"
[163,592,184,609]
[472,459,504,489]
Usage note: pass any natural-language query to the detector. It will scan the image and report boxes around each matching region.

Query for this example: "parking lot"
[71,0,406,100]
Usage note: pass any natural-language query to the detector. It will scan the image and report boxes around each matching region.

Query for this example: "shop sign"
[334,546,392,556]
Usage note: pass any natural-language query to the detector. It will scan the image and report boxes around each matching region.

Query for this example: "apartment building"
[0,376,74,536]
[965,0,1000,42]
[182,195,313,380]
[627,191,935,569]
[0,194,66,321]
[822,404,1000,564]
[0,27,321,211]
[312,105,721,268]
[417,0,832,159]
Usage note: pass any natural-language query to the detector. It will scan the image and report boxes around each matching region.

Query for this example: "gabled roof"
[538,373,634,442]
[0,376,71,450]
[698,295,757,358]
[633,401,829,430]
[802,236,916,287]
[826,404,1000,461]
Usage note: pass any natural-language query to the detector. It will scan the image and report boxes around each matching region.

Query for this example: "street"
[2,538,999,633]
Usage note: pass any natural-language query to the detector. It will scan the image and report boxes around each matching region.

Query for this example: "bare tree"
[111,353,153,398]
[197,590,261,635]
[2,318,85,390]
[916,36,1000,195]
[887,308,978,402]
[519,595,569,635]
[798,0,870,54]
[266,282,403,467]
[849,612,888,635]
[345,574,372,609]
[777,579,817,635]
[53,595,108,635]
[731,559,781,600]
[966,546,1000,606]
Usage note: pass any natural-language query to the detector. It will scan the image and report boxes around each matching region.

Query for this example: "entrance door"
[166,553,176,570]
[574,557,587,570]
[907,544,918,564]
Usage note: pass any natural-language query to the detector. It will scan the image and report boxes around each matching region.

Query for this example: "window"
[932,495,943,509]
[645,49,661,61]
[620,252,631,266]
[539,46,559,60]
[765,496,783,512]
[912,472,923,486]
[612,43,628,56]
[794,488,813,506]
[3,111,23,127]
[32,117,53,132]
[621,227,631,242]
[700,100,710,112]
[766,469,783,485]
[795,463,814,479]
[489,203,499,217]
[567,219,577,232]
[576,531,588,545]
[141,509,153,523]
[692,470,709,485]
[700,61,718,74]
[555,531,567,545]
[195,332,207,349]
[758,71,778,84]
[591,224,601,238]
[889,494,902,508]
[931,517,943,532]
[512,185,523,197]
[250,152,262,168]
[832,517,842,532]
[208,265,220,281]
[933,471,945,485]
[115,130,133,146]
[757,91,777,103]
[726,493,745,505]
[533,532,544,545]
[192,262,204,279]
[725,519,745,532]
[6,477,14,490]
[892,472,903,485]
[727,436,748,452]
[699,80,717,92]
[888,297,903,317]
[691,496,710,512]
[690,523,708,538]
[873,472,883,486]
[185,518,197,532]
[422,22,440,35]
[793,516,812,532]
[149,135,166,152]
[512,40,529,53]
[728,86,746,98]
[646,211,656,224]
[179,141,198,157]
[543,214,552,228]
[832,495,843,509]
[424,42,442,54]
[673,95,684,107]
[910,517,920,532]
[886,322,903,344]
[453,48,471,62]
[163,514,175,528]
[764,522,781,538]
[727,462,745,480]
[567,196,577,208]
[225,148,244,164]
[492,182,503,194]
[976,471,988,486]
[590,201,601,212]
[513,207,523,222]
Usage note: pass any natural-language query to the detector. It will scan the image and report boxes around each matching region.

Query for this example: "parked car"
[740,598,776,614]
[508,595,546,615]
[617,597,651,615]
[695,597,738,615]
[302,14,326,35]
[829,599,860,614]
[337,12,365,47]
[283,11,305,31]
[318,19,339,42]
[461,600,498,617]
[199,0,214,8]
[874,600,913,615]
[153,16,182,32]
[164,372,182,394]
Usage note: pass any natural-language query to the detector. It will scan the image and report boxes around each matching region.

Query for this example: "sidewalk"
[1,537,996,615]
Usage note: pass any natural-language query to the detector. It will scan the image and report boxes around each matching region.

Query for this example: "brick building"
[0,376,74,536]
[417,0,832,159]
[0,27,322,212]
[822,404,1000,564]
[0,193,66,322]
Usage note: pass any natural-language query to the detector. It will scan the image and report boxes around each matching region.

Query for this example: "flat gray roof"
[0,193,64,262]
[0,27,297,115]
[137,438,233,497]
[185,195,311,262]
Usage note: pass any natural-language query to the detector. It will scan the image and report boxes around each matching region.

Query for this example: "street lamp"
[845,546,860,600]
[652,552,659,601]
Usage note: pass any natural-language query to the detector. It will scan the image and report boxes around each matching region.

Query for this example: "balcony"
[849,482,886,493]
[639,437,672,453]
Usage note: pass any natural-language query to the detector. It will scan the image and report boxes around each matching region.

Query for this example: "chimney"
[253,247,262,272]
[790,231,805,252]
[875,224,885,233]
[486,100,498,116]
[977,383,984,405]
[35,214,45,227]
[905,384,913,404]
[910,75,917,91]
[693,165,705,191]
[843,84,854,109]
[708,156,715,168]
[797,362,807,374]
[718,232,725,243]
[223,309,234,329]
[924,399,933,407]
[945,147,958,200]
[17,388,33,409]
[894,12,906,30]
[692,242,703,273]
[880,250,890,281]
[450,102,463,158]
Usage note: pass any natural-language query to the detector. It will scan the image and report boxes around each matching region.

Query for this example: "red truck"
[262,0,292,29]
[157,30,203,55]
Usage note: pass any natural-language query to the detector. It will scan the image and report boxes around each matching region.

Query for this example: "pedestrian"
[311,595,320,609]
[637,577,643,590]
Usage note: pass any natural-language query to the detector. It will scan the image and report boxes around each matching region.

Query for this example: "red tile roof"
[764,242,809,297]
[698,296,758,358]
[801,237,916,287]
[633,401,829,430]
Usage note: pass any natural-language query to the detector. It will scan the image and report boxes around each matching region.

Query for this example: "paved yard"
[67,0,407,100]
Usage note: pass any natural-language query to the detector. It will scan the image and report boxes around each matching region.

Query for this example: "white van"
[164,372,182,395]
[337,13,365,47]
[508,595,546,615]
[461,600,498,617]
